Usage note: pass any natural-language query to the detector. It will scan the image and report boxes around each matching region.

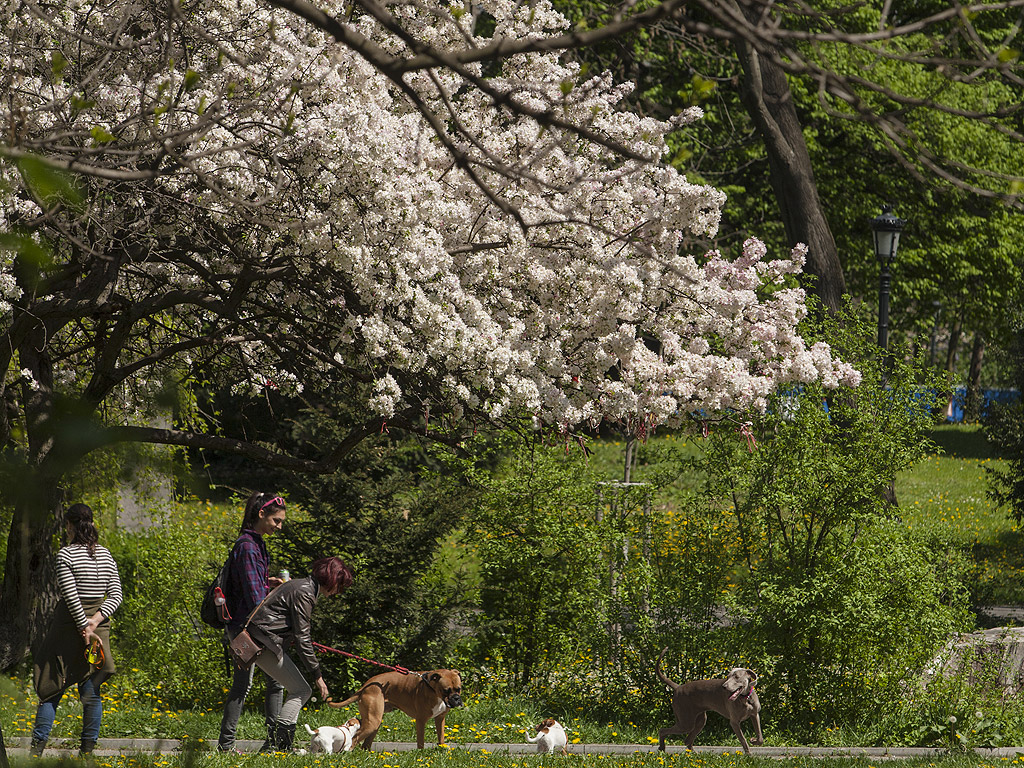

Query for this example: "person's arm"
[288,582,322,681]
[234,539,269,619]
[97,549,122,618]
[85,550,122,640]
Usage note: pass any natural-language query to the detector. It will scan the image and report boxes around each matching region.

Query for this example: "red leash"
[312,641,411,675]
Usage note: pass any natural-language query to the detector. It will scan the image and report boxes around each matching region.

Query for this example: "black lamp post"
[871,204,907,350]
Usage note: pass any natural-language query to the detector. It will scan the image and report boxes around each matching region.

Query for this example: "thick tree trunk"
[0,331,66,670]
[965,333,986,422]
[0,484,65,670]
[733,31,846,312]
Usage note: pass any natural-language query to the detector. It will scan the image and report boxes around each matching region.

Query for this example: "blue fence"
[945,387,1020,422]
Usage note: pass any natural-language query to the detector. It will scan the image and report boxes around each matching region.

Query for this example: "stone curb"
[6,737,1024,758]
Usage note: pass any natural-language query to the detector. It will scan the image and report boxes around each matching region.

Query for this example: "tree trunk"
[0,484,65,670]
[941,316,963,420]
[0,330,67,670]
[733,27,846,312]
[965,333,986,422]
[946,317,963,373]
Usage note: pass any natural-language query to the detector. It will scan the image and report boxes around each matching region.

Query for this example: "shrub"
[106,503,237,709]
[984,320,1024,524]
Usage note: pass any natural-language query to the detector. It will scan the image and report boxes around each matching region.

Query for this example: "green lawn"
[4,747,1020,768]
[895,425,1021,605]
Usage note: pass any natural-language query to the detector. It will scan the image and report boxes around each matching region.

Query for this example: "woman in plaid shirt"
[217,492,287,753]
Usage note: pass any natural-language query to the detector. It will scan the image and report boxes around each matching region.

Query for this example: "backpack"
[199,560,233,628]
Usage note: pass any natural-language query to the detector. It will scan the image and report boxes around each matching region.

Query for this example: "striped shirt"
[56,544,123,629]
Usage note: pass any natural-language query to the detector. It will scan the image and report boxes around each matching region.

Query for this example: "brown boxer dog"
[328,668,463,749]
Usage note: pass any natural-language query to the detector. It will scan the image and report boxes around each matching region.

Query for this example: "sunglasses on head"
[259,495,285,513]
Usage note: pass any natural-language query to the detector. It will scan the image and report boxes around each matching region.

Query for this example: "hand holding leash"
[84,639,105,669]
[315,676,329,702]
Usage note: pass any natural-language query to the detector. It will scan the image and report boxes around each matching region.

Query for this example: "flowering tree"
[0,0,859,666]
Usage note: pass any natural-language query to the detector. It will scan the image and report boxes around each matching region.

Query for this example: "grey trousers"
[217,627,284,750]
[253,646,312,725]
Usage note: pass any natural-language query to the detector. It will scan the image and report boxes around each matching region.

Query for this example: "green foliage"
[105,508,232,708]
[259,403,485,691]
[657,308,971,727]
[469,437,607,689]
[983,320,1024,524]
[14,155,83,212]
[554,0,1023,384]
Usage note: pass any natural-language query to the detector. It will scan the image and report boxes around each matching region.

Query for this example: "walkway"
[6,737,1024,759]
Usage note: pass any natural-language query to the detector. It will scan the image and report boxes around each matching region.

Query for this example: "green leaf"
[16,155,83,210]
[996,47,1020,63]
[691,74,715,99]
[90,125,118,144]
[183,69,201,92]
[0,231,52,270]
[51,51,69,82]
[70,94,96,113]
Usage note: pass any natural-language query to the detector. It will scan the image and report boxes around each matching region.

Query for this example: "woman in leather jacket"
[246,556,353,751]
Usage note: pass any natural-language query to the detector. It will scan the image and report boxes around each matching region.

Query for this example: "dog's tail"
[304,724,318,735]
[328,693,359,709]
[655,647,681,692]
[328,680,384,709]
[525,732,542,743]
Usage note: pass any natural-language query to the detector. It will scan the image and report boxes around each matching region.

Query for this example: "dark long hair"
[66,503,99,557]
[241,491,286,531]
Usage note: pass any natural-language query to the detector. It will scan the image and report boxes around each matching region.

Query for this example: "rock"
[923,626,1024,696]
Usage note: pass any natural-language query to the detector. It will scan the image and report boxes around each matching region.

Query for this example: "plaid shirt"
[225,529,270,628]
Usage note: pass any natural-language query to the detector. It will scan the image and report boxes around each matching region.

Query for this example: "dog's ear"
[746,669,758,684]
[723,667,752,693]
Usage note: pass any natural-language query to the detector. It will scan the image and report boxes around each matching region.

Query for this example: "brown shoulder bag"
[228,587,277,670]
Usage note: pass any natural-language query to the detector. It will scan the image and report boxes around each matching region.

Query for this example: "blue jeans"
[32,677,102,744]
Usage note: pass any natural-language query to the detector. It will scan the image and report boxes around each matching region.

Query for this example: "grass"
[892,425,1023,606]
[6,748,1024,768]
[0,683,675,748]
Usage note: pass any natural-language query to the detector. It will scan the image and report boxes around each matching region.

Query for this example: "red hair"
[311,557,353,594]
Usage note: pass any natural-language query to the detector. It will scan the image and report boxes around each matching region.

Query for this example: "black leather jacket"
[246,576,322,680]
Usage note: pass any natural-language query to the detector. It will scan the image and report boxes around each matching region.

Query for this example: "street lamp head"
[871,204,907,265]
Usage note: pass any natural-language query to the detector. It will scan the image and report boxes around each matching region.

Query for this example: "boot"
[29,738,46,757]
[257,726,277,753]
[79,739,97,758]
[276,724,296,752]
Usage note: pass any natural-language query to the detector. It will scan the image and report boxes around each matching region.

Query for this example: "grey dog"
[655,647,763,753]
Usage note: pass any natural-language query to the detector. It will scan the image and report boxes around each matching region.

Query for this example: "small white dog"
[303,717,361,753]
[526,718,568,754]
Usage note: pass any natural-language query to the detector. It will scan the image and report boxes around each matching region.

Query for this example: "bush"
[106,502,238,709]
[984,320,1024,524]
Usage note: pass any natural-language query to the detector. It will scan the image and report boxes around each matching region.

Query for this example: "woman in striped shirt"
[31,503,122,757]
